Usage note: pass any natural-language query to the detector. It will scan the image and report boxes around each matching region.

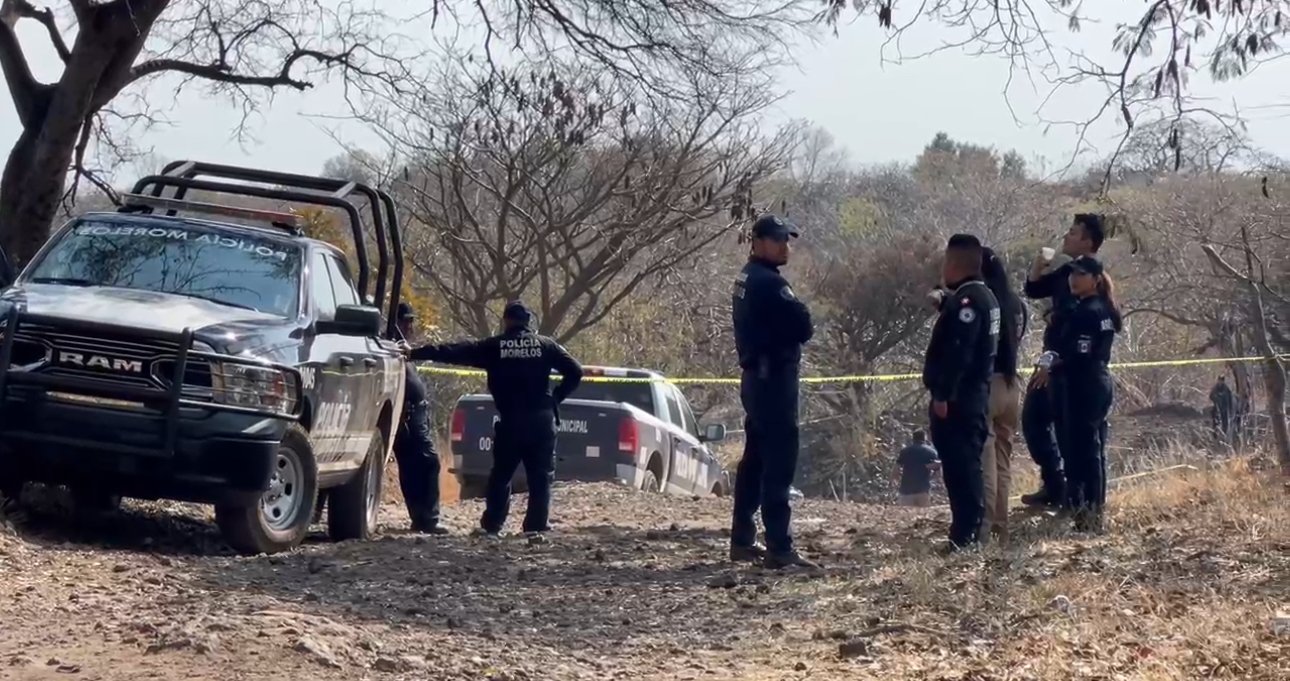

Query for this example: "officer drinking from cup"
[393,302,448,534]
[730,213,818,570]
[1020,213,1106,510]
[922,234,999,552]
[1035,255,1121,532]
[403,301,582,538]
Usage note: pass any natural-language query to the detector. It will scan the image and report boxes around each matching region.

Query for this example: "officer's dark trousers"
[482,410,557,533]
[929,392,989,547]
[731,368,800,555]
[393,401,441,529]
[1021,373,1068,498]
[1061,368,1114,510]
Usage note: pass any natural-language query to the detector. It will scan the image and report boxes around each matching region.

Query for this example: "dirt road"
[2,461,1287,681]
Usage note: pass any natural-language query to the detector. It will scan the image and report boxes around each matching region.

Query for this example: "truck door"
[306,250,352,472]
[675,390,720,496]
[319,252,375,466]
[662,385,703,495]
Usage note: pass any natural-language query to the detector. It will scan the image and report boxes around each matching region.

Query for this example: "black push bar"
[0,308,303,458]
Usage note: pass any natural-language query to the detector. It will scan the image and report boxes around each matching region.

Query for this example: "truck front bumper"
[0,311,300,505]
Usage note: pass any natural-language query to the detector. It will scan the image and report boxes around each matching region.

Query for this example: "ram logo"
[54,351,145,374]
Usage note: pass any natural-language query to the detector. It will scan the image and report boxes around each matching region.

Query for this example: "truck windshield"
[25,219,302,316]
[567,380,656,414]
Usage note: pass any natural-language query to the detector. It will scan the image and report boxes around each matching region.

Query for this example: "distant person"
[1037,255,1121,533]
[404,301,582,538]
[730,214,818,570]
[392,303,448,534]
[1020,213,1107,510]
[896,430,939,507]
[921,234,999,552]
[1209,376,1235,440]
[979,246,1028,543]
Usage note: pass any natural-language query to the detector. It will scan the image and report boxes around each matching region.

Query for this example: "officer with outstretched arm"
[730,214,818,570]
[922,234,999,552]
[403,301,582,538]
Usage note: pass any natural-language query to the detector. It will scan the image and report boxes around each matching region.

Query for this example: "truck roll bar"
[125,161,405,339]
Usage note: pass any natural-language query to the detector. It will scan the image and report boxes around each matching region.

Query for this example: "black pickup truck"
[0,161,409,555]
[447,366,731,498]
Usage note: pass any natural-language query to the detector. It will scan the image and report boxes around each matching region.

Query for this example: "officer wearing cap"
[393,302,448,534]
[404,301,582,537]
[922,234,999,551]
[1020,213,1107,510]
[1037,254,1121,532]
[730,213,817,570]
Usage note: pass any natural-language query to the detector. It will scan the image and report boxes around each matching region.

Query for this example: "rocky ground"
[1,435,1288,680]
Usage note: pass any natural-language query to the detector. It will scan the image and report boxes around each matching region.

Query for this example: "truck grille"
[10,323,208,397]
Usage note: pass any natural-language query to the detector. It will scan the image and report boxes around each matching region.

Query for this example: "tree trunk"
[0,0,165,268]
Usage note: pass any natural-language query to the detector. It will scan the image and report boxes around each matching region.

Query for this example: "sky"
[4,3,1290,186]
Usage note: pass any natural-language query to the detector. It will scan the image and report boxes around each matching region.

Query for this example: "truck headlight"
[210,363,300,415]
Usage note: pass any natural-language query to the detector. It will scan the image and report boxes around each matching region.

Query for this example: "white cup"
[1040,246,1056,262]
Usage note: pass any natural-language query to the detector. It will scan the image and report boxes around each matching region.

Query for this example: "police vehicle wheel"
[641,470,661,494]
[216,425,319,555]
[328,432,385,542]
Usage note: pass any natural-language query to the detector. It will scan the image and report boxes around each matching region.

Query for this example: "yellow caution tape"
[414,353,1287,385]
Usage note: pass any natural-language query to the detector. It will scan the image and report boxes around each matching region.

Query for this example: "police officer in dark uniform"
[1038,255,1120,532]
[392,303,449,534]
[1020,213,1106,509]
[922,234,999,551]
[730,214,817,570]
[405,301,582,537]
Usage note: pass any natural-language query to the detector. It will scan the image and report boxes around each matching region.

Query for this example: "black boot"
[729,543,767,563]
[1020,484,1065,508]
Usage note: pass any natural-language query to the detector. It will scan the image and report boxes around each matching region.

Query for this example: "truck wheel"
[641,470,661,494]
[328,432,385,542]
[216,425,318,555]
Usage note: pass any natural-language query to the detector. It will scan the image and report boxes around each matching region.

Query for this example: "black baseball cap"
[1069,255,1105,276]
[750,214,799,241]
[396,301,415,320]
[503,300,532,322]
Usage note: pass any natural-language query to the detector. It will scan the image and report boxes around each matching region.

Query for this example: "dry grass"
[1,439,1286,680]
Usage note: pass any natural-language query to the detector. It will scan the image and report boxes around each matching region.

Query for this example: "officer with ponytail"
[1033,255,1121,532]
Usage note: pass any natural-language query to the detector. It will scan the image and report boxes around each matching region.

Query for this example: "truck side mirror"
[701,423,727,443]
[318,304,382,337]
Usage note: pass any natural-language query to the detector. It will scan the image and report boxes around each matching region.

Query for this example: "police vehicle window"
[309,251,337,321]
[675,389,701,438]
[23,219,302,317]
[567,381,655,415]
[323,254,360,307]
[663,390,685,430]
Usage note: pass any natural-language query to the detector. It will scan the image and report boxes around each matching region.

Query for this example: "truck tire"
[327,432,385,542]
[216,424,318,555]
[641,470,661,494]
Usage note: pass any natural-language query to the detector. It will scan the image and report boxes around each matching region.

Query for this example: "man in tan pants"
[980,247,1027,542]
